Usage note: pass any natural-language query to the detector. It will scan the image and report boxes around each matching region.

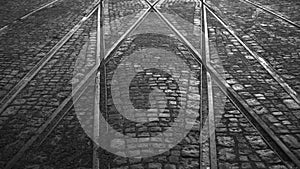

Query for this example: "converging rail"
[1,0,300,168]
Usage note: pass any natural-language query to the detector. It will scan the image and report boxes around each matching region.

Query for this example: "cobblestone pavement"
[0,0,96,103]
[247,0,300,25]
[103,0,148,55]
[212,81,292,169]
[1,0,300,168]
[0,0,56,28]
[206,0,300,96]
[0,11,97,168]
[11,80,96,169]
[99,11,202,168]
[207,11,300,166]
[158,0,202,53]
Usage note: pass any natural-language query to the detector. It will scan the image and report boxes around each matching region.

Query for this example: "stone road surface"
[247,0,300,25]
[207,0,300,96]
[207,10,300,166]
[0,0,96,103]
[99,11,202,169]
[1,0,300,168]
[0,0,56,28]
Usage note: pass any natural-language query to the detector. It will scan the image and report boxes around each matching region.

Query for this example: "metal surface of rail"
[3,0,300,168]
[240,0,300,29]
[0,0,100,114]
[203,1,300,105]
[0,0,60,33]
[3,1,101,168]
[4,1,151,168]
[156,0,300,168]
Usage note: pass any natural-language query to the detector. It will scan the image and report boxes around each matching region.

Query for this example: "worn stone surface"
[0,12,97,168]
[0,0,56,28]
[1,0,300,168]
[158,0,202,54]
[212,81,291,169]
[207,10,300,164]
[207,0,300,96]
[103,0,148,55]
[99,11,202,168]
[0,0,96,103]
[247,0,300,24]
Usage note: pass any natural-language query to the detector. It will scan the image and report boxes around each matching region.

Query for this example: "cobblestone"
[103,0,148,55]
[0,0,96,103]
[0,0,56,28]
[98,11,202,168]
[0,12,97,167]
[13,80,95,168]
[207,0,300,95]
[158,0,202,54]
[212,81,291,168]
[248,0,300,25]
[207,10,300,163]
[2,0,299,168]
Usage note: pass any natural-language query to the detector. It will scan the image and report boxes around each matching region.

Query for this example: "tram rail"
[240,0,300,29]
[2,0,300,168]
[0,0,60,33]
[157,0,300,168]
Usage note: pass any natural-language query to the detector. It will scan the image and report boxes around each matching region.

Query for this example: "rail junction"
[0,0,300,168]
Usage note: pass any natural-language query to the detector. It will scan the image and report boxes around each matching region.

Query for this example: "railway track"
[204,0,300,100]
[240,0,300,29]
[0,0,60,32]
[200,0,300,168]
[1,0,149,168]
[158,1,299,168]
[1,0,300,168]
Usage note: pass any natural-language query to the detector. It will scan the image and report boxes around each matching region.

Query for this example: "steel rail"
[240,0,300,29]
[0,0,101,114]
[200,0,218,168]
[3,2,101,168]
[202,1,300,105]
[4,1,152,169]
[0,0,60,33]
[92,1,103,169]
[153,2,300,168]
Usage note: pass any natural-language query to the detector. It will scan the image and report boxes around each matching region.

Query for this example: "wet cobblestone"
[212,80,291,169]
[103,0,148,54]
[207,0,300,96]
[0,0,55,28]
[99,11,203,168]
[2,0,300,168]
[11,80,95,169]
[207,11,300,164]
[158,0,202,53]
[248,0,300,24]
[0,0,96,102]
[0,12,97,167]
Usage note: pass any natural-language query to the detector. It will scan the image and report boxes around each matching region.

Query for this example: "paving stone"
[0,0,96,102]
[212,82,291,168]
